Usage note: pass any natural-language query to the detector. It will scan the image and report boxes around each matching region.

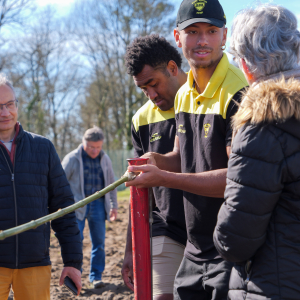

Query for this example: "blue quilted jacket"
[0,123,82,270]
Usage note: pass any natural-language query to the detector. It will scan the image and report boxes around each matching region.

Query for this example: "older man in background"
[62,126,118,289]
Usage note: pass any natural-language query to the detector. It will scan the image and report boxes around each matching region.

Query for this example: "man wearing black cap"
[125,0,248,299]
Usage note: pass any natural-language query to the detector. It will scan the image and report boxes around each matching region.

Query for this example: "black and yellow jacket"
[132,100,187,245]
[175,54,248,261]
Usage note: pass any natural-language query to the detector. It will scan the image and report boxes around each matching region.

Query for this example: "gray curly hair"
[230,4,300,79]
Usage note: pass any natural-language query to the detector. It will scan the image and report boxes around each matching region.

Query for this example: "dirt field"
[9,191,134,300]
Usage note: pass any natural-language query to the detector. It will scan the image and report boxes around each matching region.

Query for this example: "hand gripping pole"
[127,158,151,300]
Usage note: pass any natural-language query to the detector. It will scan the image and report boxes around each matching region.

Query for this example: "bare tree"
[4,6,84,157]
[0,0,35,71]
[0,0,33,29]
[67,0,175,150]
[0,0,177,153]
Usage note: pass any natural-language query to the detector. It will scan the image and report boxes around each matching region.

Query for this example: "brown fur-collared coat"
[214,68,300,300]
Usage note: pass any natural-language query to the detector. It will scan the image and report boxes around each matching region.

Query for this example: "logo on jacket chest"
[178,124,186,134]
[150,133,162,143]
[203,123,211,138]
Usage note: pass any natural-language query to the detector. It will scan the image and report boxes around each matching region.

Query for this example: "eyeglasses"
[0,100,18,111]
[86,146,102,151]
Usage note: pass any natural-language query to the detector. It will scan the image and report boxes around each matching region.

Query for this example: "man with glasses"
[62,126,118,289]
[0,74,83,300]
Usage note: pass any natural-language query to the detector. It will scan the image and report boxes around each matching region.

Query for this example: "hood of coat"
[233,68,300,138]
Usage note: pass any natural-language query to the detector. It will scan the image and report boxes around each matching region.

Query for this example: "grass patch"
[117,188,130,201]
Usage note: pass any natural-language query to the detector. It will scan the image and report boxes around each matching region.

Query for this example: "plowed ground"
[8,196,134,300]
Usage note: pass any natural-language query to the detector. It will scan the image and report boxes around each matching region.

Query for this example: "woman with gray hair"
[213,4,300,300]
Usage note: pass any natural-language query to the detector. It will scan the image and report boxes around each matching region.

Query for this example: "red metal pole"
[127,158,151,300]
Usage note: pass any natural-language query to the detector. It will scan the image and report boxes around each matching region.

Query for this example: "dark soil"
[8,198,134,300]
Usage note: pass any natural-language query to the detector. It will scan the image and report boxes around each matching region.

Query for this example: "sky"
[170,0,300,29]
[35,0,299,64]
[37,0,74,15]
[37,0,300,24]
[37,0,300,38]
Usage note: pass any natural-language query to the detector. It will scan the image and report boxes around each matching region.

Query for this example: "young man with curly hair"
[122,34,187,300]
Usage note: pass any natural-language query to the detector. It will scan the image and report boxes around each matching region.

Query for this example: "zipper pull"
[11,173,14,181]
[245,275,250,284]
[245,260,252,284]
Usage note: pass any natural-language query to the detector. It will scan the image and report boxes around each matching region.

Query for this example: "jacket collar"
[0,122,23,165]
[14,122,24,143]
[254,67,300,86]
[0,122,22,144]
[233,68,300,134]
[187,53,229,99]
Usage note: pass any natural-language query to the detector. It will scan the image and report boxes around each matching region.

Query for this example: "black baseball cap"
[176,0,226,30]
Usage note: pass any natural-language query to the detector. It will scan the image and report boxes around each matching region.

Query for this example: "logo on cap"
[192,0,207,14]
[176,0,226,30]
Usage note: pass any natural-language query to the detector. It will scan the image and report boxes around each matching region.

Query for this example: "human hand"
[110,208,118,221]
[140,152,157,166]
[125,164,165,188]
[59,266,82,296]
[121,251,134,291]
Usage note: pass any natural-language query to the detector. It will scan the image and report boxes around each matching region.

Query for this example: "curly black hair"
[125,34,182,76]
